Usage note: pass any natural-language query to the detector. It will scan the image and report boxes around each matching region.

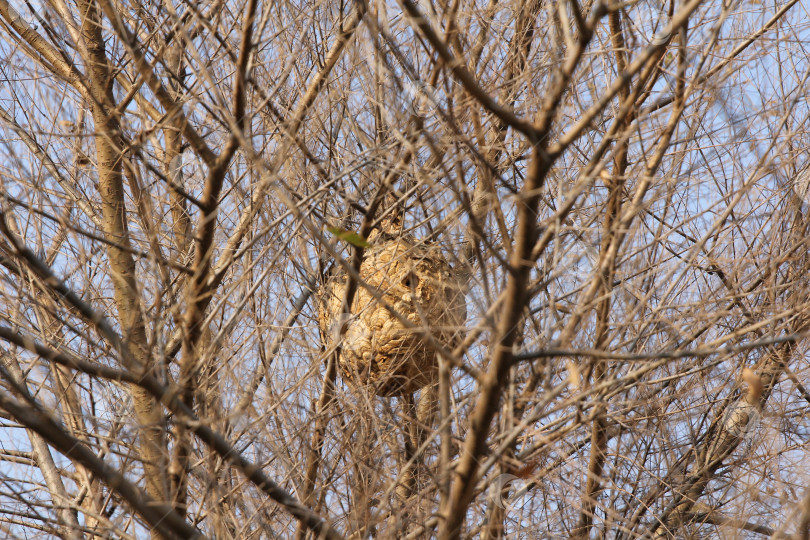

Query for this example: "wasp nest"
[320,235,466,397]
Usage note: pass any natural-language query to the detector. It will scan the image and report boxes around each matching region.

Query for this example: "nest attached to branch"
[319,234,467,397]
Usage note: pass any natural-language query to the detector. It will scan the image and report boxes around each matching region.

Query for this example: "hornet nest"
[319,232,467,397]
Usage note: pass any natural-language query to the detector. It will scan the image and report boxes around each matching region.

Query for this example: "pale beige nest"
[319,236,466,397]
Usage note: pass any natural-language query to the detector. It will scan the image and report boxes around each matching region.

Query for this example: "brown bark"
[573,11,630,537]
[440,146,549,539]
[76,0,169,529]
[170,0,258,516]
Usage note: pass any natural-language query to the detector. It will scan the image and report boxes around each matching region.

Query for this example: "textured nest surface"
[319,236,467,397]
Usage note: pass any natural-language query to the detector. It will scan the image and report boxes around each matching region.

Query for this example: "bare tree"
[0,0,808,538]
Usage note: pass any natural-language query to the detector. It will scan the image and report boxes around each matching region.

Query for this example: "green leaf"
[327,226,371,248]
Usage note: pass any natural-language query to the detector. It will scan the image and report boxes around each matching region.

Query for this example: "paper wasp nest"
[320,235,466,397]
